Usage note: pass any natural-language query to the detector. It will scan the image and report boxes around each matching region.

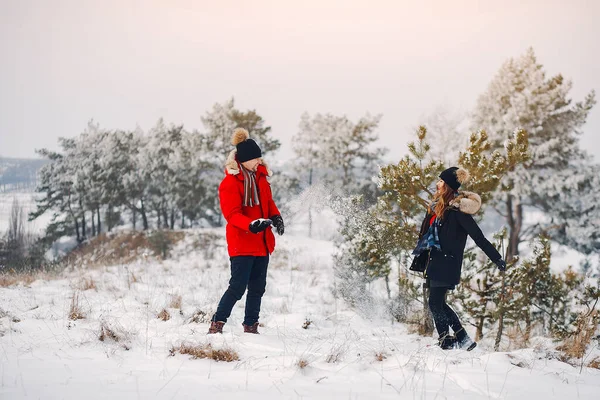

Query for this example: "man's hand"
[271,215,284,236]
[249,219,272,234]
[494,259,507,272]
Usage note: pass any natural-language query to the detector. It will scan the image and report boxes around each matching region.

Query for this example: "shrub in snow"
[171,342,239,362]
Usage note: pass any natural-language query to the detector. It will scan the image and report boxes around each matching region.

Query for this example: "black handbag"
[409,251,429,273]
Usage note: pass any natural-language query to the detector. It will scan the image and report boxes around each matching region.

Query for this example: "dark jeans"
[428,287,466,340]
[212,255,269,326]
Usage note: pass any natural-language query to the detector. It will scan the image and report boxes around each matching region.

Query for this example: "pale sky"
[1,0,599,162]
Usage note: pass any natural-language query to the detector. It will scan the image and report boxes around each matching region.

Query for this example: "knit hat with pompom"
[439,167,470,191]
[231,128,262,163]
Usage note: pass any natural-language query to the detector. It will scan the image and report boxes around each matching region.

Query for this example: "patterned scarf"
[412,200,442,256]
[240,166,260,207]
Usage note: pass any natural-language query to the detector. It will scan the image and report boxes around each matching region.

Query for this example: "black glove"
[271,215,284,236]
[494,259,507,272]
[249,219,272,234]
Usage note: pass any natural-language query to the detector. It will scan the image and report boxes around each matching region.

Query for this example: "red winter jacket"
[219,155,280,257]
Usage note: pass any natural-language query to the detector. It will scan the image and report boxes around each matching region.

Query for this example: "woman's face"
[241,158,261,172]
[436,179,446,193]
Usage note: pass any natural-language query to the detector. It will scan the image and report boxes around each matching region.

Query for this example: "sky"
[1,0,599,162]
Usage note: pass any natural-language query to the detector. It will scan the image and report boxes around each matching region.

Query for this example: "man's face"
[242,158,261,172]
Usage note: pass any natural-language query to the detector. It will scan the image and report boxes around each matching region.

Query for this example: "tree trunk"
[476,316,485,342]
[524,308,532,344]
[155,206,161,229]
[132,207,137,230]
[67,193,81,242]
[506,194,523,262]
[91,210,96,237]
[384,274,391,300]
[81,203,87,241]
[494,271,507,351]
[97,206,101,234]
[162,208,169,229]
[170,208,175,230]
[140,200,148,230]
[180,213,185,229]
[74,216,81,243]
[549,299,556,334]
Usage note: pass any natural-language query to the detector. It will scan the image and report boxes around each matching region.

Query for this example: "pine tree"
[471,47,596,259]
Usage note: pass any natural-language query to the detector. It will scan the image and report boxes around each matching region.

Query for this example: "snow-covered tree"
[171,130,213,227]
[143,119,183,229]
[418,106,469,165]
[471,47,597,259]
[293,112,386,192]
[118,127,151,230]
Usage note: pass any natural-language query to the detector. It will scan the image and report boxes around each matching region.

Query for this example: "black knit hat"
[439,167,470,191]
[236,139,262,163]
[231,128,262,163]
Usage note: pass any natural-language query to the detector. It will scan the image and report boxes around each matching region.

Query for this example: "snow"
[1,230,599,399]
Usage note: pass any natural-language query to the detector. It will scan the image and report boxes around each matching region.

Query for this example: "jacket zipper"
[423,251,432,278]
[256,178,270,255]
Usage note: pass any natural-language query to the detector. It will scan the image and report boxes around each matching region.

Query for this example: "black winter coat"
[417,191,502,285]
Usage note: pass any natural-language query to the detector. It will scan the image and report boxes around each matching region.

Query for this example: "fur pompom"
[231,128,250,146]
[456,168,470,184]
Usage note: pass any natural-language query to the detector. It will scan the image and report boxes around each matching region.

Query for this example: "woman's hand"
[494,259,507,272]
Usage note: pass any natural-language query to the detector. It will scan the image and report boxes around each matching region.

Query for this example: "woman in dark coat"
[411,167,506,350]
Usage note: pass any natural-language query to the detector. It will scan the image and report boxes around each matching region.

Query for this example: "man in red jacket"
[208,128,284,334]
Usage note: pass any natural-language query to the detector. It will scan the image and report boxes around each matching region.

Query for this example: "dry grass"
[297,358,310,369]
[157,309,171,321]
[557,310,599,360]
[374,352,388,362]
[64,231,185,268]
[172,343,239,362]
[587,357,600,370]
[98,321,131,350]
[187,309,211,324]
[169,294,182,309]
[0,271,45,287]
[99,323,120,342]
[68,292,85,320]
[190,232,224,259]
[79,277,97,291]
[127,272,140,289]
[325,343,347,364]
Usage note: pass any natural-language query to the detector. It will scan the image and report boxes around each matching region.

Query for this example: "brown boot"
[208,321,225,334]
[242,322,260,334]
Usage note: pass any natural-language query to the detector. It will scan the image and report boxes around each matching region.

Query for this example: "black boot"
[438,335,456,350]
[454,328,477,351]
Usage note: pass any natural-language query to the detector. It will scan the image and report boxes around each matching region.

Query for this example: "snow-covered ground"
[1,230,599,399]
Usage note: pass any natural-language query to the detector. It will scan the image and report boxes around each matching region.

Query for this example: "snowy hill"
[1,230,599,399]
